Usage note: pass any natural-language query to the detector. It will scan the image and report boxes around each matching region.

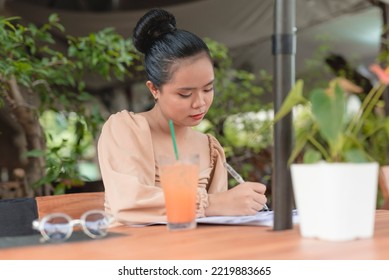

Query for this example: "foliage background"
[0,14,274,196]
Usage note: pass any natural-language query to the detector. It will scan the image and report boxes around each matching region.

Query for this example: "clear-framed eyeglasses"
[32,210,115,243]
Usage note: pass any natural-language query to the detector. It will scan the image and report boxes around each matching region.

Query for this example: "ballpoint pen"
[224,162,270,211]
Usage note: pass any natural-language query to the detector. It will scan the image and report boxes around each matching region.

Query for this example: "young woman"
[97,8,267,226]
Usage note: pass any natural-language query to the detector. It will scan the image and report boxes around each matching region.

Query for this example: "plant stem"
[352,84,386,134]
[307,135,331,161]
[346,90,369,133]
[346,84,379,134]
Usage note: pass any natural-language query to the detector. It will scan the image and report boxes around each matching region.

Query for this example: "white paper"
[195,209,299,227]
[126,210,299,227]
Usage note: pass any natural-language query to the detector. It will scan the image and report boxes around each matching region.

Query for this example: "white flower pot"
[290,162,379,241]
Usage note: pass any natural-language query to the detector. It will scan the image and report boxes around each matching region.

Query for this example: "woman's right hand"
[205,182,267,216]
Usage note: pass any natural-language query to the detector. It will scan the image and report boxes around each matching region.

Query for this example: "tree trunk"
[5,76,50,196]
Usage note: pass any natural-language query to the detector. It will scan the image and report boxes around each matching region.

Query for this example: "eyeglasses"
[32,210,114,243]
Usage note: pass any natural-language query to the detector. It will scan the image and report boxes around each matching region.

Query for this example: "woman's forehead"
[168,54,214,85]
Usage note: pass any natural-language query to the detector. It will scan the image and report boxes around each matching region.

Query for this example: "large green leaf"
[310,83,345,150]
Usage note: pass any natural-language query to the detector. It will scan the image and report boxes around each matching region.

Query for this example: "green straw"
[168,119,179,160]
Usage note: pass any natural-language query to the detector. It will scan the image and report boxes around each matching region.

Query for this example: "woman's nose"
[192,93,206,108]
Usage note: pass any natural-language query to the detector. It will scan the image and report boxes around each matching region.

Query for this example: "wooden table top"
[1,210,389,260]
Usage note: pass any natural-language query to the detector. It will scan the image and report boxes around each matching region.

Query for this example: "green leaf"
[384,118,389,139]
[288,129,311,164]
[48,13,59,23]
[303,149,322,163]
[344,149,369,163]
[54,183,66,195]
[24,149,46,158]
[274,79,307,123]
[310,83,345,149]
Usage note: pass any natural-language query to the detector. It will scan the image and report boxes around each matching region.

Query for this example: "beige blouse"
[97,110,228,226]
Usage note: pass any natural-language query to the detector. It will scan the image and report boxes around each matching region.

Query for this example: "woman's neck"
[147,106,190,139]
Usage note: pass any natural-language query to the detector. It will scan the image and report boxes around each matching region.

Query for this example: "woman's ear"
[146,81,160,101]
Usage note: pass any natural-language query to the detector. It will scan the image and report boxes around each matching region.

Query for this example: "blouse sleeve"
[97,111,166,225]
[205,135,228,194]
[197,135,228,217]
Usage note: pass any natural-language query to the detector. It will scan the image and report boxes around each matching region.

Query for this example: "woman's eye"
[204,87,214,93]
[178,93,191,98]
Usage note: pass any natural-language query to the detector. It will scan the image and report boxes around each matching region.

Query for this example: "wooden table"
[1,211,389,260]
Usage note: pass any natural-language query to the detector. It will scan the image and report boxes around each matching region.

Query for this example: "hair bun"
[133,8,177,54]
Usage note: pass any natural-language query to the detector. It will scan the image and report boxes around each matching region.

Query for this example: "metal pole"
[272,0,295,230]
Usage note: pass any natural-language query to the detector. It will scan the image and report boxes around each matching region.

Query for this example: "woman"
[97,8,267,226]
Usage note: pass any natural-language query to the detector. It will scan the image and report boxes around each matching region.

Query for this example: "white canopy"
[2,0,381,78]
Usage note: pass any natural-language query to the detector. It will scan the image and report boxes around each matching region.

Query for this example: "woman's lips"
[190,113,205,120]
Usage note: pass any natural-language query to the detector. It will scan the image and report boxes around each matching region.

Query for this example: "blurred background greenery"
[1,1,388,209]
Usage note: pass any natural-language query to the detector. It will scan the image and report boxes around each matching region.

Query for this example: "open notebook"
[134,209,299,227]
[196,209,299,227]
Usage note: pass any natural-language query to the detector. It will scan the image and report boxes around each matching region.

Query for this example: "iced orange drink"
[159,154,199,230]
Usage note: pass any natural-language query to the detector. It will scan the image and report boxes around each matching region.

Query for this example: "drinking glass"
[159,154,199,231]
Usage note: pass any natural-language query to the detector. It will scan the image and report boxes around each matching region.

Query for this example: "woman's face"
[151,52,214,127]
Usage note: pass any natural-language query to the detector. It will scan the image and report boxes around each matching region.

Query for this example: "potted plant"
[274,65,389,241]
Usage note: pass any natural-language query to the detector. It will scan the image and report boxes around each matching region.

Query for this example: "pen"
[223,162,270,211]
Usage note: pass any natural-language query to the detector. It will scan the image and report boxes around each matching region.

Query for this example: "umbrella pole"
[272,0,296,230]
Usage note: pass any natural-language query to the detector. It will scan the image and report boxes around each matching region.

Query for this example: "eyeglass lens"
[43,216,72,242]
[83,212,110,238]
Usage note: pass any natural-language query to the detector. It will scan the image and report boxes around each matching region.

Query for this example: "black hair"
[133,8,211,88]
